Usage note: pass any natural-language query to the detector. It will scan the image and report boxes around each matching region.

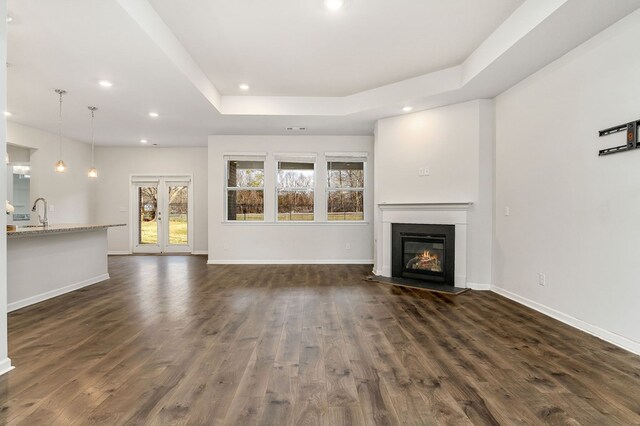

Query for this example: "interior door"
[132,176,193,254]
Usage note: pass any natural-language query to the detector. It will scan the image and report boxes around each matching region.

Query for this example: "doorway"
[131,176,193,254]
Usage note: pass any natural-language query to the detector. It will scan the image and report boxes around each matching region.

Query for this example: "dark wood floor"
[0,256,638,425]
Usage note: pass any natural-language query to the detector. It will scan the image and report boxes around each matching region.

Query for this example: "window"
[226,160,265,221]
[327,161,364,221]
[277,161,315,221]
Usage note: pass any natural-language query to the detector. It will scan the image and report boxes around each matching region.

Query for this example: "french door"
[132,176,193,254]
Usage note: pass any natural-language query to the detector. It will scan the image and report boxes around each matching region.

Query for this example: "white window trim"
[225,156,266,222]
[326,158,367,222]
[275,157,316,223]
[325,151,368,163]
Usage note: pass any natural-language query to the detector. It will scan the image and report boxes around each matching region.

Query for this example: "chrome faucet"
[31,198,48,227]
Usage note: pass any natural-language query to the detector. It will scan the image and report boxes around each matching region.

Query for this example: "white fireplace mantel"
[377,202,473,287]
[378,202,473,210]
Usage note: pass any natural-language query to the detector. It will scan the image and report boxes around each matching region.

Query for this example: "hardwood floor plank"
[0,257,637,425]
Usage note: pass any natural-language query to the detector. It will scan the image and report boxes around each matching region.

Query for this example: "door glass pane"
[138,186,158,245]
[168,185,188,245]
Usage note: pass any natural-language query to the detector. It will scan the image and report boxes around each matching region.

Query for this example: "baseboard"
[491,285,640,355]
[8,273,110,313]
[466,282,491,290]
[207,259,374,265]
[108,251,208,256]
[0,358,14,376]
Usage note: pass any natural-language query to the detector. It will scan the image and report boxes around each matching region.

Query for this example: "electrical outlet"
[538,273,546,287]
[504,206,510,216]
[424,167,430,176]
[48,205,55,212]
[223,243,229,251]
[345,243,351,250]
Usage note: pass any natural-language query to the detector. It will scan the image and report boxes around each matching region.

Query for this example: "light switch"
[504,206,510,216]
[48,205,55,212]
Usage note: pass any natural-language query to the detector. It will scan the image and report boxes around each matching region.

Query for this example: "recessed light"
[4,111,12,117]
[239,83,250,91]
[324,0,345,11]
[99,80,113,88]
[148,112,159,118]
[403,106,413,112]
[140,139,148,144]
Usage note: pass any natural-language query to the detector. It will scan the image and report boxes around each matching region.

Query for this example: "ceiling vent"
[286,126,307,131]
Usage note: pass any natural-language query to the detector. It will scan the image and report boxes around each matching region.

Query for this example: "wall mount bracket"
[598,119,639,156]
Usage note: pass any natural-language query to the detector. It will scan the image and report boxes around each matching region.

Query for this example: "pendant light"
[87,106,98,178]
[54,89,67,173]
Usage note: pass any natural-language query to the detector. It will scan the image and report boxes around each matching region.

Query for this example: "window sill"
[221,221,370,226]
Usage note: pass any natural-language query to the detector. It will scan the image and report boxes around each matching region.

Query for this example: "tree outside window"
[227,160,265,221]
[327,161,364,221]
[277,162,315,221]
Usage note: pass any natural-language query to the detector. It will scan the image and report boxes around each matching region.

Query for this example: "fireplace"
[392,223,455,286]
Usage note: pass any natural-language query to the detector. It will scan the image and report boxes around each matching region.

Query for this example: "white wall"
[208,135,374,263]
[7,122,94,224]
[94,147,208,254]
[374,100,494,287]
[0,0,11,375]
[494,10,640,353]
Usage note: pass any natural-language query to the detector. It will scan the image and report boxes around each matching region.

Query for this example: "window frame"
[225,156,266,222]
[275,156,317,222]
[326,158,366,222]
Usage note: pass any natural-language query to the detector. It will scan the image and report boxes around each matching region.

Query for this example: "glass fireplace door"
[401,236,446,282]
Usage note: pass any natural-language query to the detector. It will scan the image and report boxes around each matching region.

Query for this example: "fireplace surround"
[392,223,455,285]
[376,202,472,288]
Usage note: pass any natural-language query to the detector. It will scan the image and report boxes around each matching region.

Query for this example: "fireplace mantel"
[376,202,472,287]
[378,202,473,211]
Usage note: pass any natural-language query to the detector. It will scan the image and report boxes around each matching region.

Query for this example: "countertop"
[7,223,126,238]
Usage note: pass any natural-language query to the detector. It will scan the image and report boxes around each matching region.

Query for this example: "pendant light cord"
[91,109,95,166]
[58,91,63,159]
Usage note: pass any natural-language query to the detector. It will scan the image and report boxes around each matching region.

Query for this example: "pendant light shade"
[54,89,67,173]
[55,160,66,173]
[87,106,98,178]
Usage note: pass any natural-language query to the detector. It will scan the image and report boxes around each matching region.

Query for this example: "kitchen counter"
[7,223,126,312]
[7,223,125,238]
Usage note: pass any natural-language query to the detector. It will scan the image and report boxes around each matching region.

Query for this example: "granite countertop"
[7,224,126,238]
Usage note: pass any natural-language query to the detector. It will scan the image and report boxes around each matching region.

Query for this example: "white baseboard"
[491,285,640,356]
[0,358,14,376]
[466,282,491,290]
[192,251,208,256]
[207,259,374,265]
[8,273,110,313]
[108,251,131,255]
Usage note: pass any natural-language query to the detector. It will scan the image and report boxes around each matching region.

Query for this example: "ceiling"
[6,0,640,147]
[147,0,523,97]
